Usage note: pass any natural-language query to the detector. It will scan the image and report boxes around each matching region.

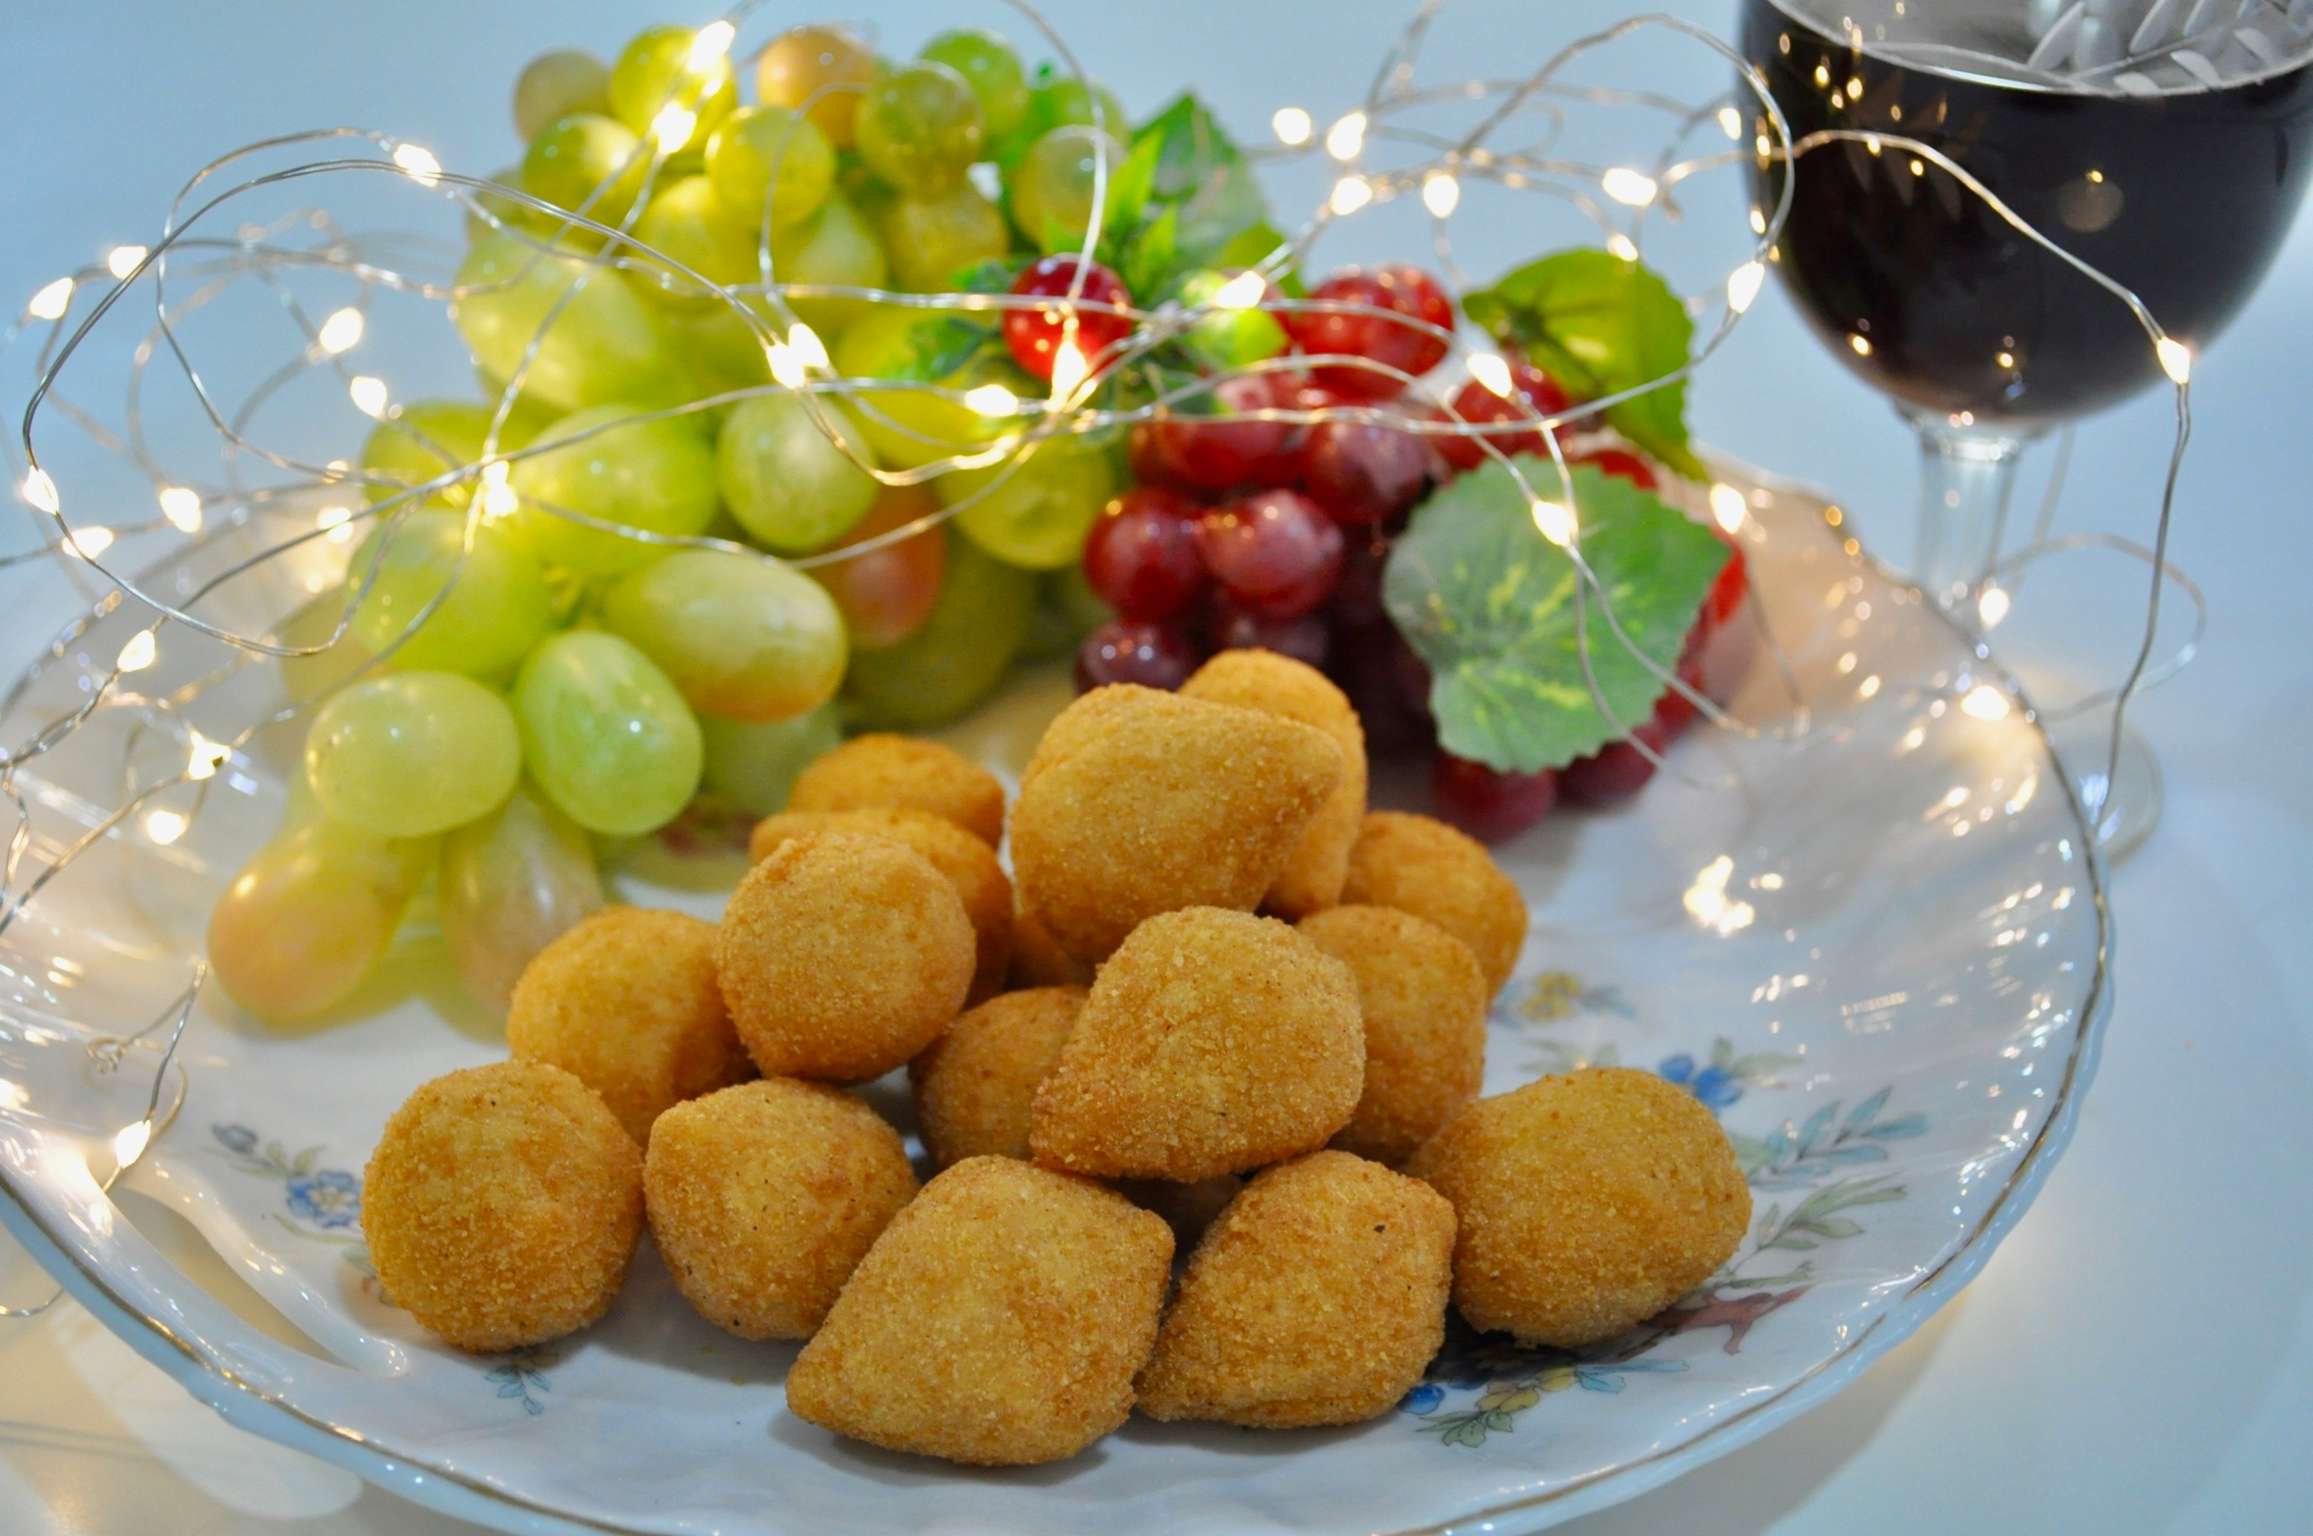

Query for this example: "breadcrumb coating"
[1008,893,1094,988]
[908,986,1087,1167]
[749,807,1013,1003]
[1340,811,1529,998]
[1298,906,1488,1166]
[1029,907,1363,1180]
[1409,1068,1751,1348]
[505,907,752,1145]
[1011,686,1344,964]
[1136,1150,1455,1427]
[714,830,974,1082]
[785,1156,1174,1465]
[643,1079,916,1340]
[786,733,1006,846]
[1181,649,1367,918]
[362,1059,642,1352]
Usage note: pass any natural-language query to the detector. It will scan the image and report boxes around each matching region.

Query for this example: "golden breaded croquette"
[749,807,1013,1003]
[1010,686,1344,963]
[1410,1068,1751,1348]
[362,1060,642,1352]
[1298,905,1487,1165]
[908,986,1086,1167]
[786,733,1006,846]
[1340,811,1529,998]
[1115,1175,1241,1249]
[715,830,975,1082]
[1008,894,1094,988]
[506,908,753,1144]
[1029,907,1363,1180]
[1136,1150,1455,1427]
[1181,649,1366,918]
[644,1079,917,1340]
[785,1156,1174,1465]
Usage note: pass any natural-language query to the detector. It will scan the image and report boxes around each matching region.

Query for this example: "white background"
[1,1,2309,1531]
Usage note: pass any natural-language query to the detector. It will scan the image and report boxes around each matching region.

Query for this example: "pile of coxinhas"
[360,648,1750,1467]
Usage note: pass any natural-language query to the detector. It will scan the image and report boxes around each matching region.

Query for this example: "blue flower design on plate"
[212,1122,259,1156]
[1400,1383,1446,1415]
[286,1169,362,1229]
[1658,1053,1742,1110]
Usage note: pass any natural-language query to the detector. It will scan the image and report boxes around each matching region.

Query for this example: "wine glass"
[1738,0,2313,854]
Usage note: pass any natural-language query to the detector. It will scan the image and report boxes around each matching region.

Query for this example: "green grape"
[1022,564,1112,659]
[465,164,553,243]
[918,30,1029,144]
[275,589,375,708]
[514,50,612,141]
[607,24,738,155]
[716,391,878,553]
[438,783,604,1014]
[602,549,847,721]
[358,399,534,508]
[453,233,682,414]
[1020,76,1128,145]
[520,112,651,228]
[880,183,1010,292]
[670,299,774,397]
[508,404,719,574]
[704,105,834,234]
[627,175,757,306]
[842,533,1032,728]
[940,433,1120,570]
[832,307,1024,469]
[207,817,433,1022]
[1175,267,1292,368]
[699,702,840,817]
[513,630,703,835]
[855,62,985,193]
[755,24,877,148]
[1008,125,1128,252]
[305,671,522,837]
[346,508,553,676]
[766,193,889,333]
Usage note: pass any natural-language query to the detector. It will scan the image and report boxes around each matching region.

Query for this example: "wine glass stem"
[1904,414,2034,633]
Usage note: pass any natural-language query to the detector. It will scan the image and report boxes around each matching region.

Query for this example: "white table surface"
[2,2,2309,1532]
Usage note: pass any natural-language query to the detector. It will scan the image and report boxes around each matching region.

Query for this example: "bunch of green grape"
[209,21,1134,1025]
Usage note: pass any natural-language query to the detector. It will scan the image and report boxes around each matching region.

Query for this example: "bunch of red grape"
[1069,260,1749,845]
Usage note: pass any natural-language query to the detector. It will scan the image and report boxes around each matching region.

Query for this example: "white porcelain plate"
[0,463,2108,1534]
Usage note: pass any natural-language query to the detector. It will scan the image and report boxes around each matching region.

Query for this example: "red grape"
[1569,446,1659,491]
[1436,352,1576,471]
[1704,538,1747,627]
[1196,489,1342,620]
[1431,751,1559,843]
[1074,618,1196,692]
[1297,404,1435,526]
[1285,265,1454,400]
[1328,534,1391,629]
[1330,622,1435,758]
[1206,599,1329,669]
[1145,369,1303,492]
[1082,486,1205,620]
[1003,256,1133,383]
[809,487,947,647]
[1557,715,1675,807]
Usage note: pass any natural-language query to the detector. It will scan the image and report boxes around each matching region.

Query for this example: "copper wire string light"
[0,4,2193,1234]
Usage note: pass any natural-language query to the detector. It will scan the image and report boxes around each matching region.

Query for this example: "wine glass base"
[2045,715,2161,861]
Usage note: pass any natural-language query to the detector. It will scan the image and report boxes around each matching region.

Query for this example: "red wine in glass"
[1737,0,2313,854]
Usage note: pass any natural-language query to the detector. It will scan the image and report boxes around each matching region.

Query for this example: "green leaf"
[1172,268,1290,370]
[1107,131,1164,235]
[1801,1216,1864,1239]
[1382,458,1731,772]
[1119,94,1268,291]
[1213,221,1305,298]
[1462,250,1705,479]
[1120,205,1181,299]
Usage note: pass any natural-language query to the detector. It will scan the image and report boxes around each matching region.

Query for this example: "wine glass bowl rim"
[1753,0,2313,100]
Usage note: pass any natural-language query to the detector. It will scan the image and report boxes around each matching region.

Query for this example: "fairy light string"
[0,3,2196,1199]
